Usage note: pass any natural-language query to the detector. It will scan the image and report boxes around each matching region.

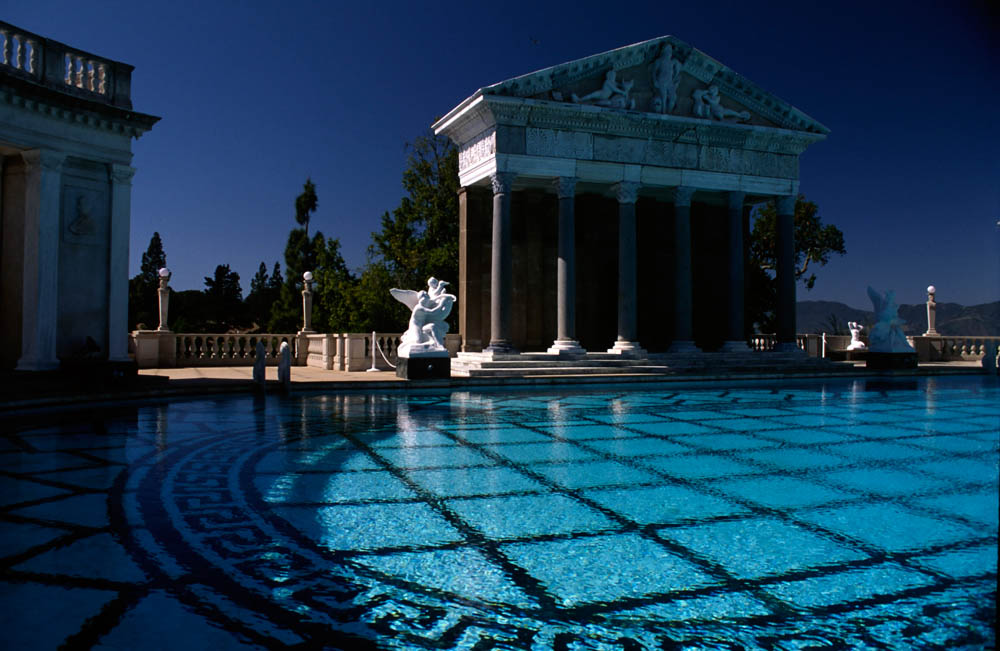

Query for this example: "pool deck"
[0,360,989,414]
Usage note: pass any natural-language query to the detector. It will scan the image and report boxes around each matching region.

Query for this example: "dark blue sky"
[9,1,999,309]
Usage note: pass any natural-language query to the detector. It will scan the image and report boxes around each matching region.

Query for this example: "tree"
[357,131,460,330]
[314,237,357,332]
[128,232,167,329]
[246,261,280,331]
[746,195,846,333]
[295,178,318,236]
[203,264,244,331]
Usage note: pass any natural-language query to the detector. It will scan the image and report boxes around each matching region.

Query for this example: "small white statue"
[693,85,750,122]
[277,341,291,389]
[572,69,635,109]
[651,44,682,114]
[390,278,456,357]
[866,286,915,353]
[846,322,867,350]
[252,341,267,387]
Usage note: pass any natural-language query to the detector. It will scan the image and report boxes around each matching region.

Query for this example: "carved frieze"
[458,129,496,172]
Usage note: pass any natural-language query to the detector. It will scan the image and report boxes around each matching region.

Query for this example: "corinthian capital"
[613,181,640,205]
[111,163,136,185]
[21,149,65,174]
[775,194,796,216]
[553,176,578,199]
[673,186,695,207]
[490,172,516,195]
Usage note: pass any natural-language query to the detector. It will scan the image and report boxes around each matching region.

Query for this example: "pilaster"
[774,194,800,352]
[108,163,135,361]
[721,190,750,352]
[17,149,64,371]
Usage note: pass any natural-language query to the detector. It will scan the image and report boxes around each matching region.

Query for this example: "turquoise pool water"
[1,376,996,649]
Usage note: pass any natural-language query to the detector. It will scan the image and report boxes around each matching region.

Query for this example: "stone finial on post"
[156,267,171,332]
[924,285,938,336]
[300,271,315,334]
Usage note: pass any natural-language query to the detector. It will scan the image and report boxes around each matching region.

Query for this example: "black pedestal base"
[396,356,450,380]
[866,352,918,370]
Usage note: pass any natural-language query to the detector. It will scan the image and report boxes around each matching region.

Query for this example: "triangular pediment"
[478,36,828,135]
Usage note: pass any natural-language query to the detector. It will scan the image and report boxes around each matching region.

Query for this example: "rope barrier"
[365,331,397,371]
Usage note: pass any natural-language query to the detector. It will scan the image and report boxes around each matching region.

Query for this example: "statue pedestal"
[396,354,451,380]
[866,352,918,370]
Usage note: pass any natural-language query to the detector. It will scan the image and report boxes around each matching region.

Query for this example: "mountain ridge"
[796,300,1000,336]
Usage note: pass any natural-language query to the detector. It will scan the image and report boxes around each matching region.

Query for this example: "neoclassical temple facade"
[0,22,157,370]
[434,36,827,358]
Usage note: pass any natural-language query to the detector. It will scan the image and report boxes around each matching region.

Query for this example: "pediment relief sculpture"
[465,36,829,136]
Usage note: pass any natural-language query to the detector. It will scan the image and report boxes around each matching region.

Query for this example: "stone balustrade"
[909,335,1000,364]
[304,333,461,371]
[132,331,302,368]
[1,20,134,109]
[748,334,810,353]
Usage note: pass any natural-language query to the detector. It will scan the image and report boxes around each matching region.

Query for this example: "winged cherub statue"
[866,286,915,353]
[390,278,456,357]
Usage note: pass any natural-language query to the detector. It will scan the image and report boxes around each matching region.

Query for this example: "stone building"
[434,36,827,359]
[0,22,158,370]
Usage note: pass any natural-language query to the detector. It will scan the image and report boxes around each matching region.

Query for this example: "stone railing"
[304,333,462,371]
[909,335,1000,364]
[747,334,810,353]
[1,20,134,109]
[175,334,298,366]
[132,331,303,368]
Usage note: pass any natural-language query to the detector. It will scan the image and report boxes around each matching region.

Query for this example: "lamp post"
[924,285,938,336]
[300,271,315,334]
[156,267,171,332]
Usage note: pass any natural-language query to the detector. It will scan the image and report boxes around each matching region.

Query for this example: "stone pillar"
[775,194,800,352]
[924,285,938,335]
[548,176,585,355]
[156,268,171,331]
[16,149,64,371]
[608,181,645,356]
[108,163,135,361]
[721,191,749,352]
[486,172,517,353]
[300,271,315,334]
[668,187,699,353]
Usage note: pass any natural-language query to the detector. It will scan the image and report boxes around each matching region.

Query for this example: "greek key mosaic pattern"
[1,377,996,649]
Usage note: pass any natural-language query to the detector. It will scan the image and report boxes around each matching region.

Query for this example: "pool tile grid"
[267,405,995,621]
[2,379,996,649]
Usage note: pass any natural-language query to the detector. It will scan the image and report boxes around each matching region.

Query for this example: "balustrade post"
[300,271,315,334]
[924,285,938,336]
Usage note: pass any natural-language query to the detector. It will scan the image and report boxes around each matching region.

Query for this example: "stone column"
[548,176,585,355]
[668,187,699,353]
[924,285,938,335]
[721,191,749,352]
[486,172,517,353]
[300,271,315,334]
[608,181,645,356]
[156,269,171,331]
[775,194,800,352]
[16,149,64,371]
[108,163,135,361]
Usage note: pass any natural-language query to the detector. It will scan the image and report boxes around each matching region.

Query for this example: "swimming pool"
[1,376,996,649]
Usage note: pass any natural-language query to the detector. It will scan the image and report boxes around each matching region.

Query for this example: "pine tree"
[129,232,168,329]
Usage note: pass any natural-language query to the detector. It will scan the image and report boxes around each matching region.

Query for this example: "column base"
[775,341,806,354]
[607,340,647,357]
[667,340,701,354]
[720,340,751,353]
[547,339,586,355]
[485,340,518,354]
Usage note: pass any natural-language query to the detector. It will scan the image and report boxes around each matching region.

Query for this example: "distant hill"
[797,300,1000,336]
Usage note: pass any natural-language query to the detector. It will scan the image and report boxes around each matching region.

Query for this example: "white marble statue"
[866,286,915,353]
[391,278,456,358]
[846,321,867,350]
[651,44,681,114]
[572,70,635,109]
[252,340,267,387]
[693,85,750,122]
[278,341,291,389]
